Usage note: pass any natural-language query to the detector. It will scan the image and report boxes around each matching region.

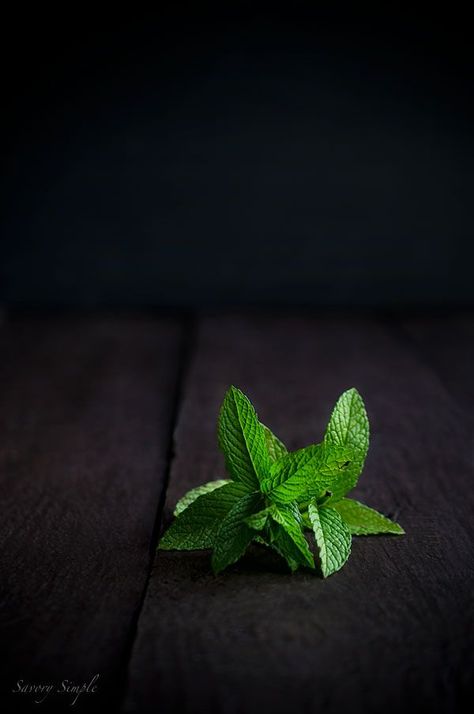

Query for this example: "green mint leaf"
[266,443,352,505]
[211,492,264,574]
[308,501,352,577]
[218,386,271,490]
[323,388,369,502]
[245,508,271,531]
[333,498,405,535]
[269,502,315,569]
[262,444,320,493]
[159,482,249,551]
[261,423,288,462]
[174,479,230,516]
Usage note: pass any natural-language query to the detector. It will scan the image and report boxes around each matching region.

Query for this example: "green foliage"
[218,386,271,490]
[308,500,352,577]
[159,482,249,550]
[322,388,369,503]
[174,479,230,516]
[211,493,264,574]
[268,502,315,569]
[264,442,352,504]
[332,498,405,535]
[261,423,288,462]
[158,386,404,576]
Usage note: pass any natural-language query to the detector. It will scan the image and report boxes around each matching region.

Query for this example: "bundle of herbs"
[159,387,404,576]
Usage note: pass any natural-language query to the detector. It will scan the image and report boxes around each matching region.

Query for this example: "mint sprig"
[158,386,404,576]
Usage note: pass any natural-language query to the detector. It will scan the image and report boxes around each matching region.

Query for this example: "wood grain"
[125,314,474,714]
[0,315,183,712]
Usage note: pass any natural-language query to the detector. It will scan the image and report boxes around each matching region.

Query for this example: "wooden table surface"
[0,312,472,713]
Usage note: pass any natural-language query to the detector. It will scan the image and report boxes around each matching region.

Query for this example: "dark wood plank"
[0,315,183,712]
[125,314,473,714]
[400,313,474,415]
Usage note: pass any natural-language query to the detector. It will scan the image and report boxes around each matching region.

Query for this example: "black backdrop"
[1,5,473,308]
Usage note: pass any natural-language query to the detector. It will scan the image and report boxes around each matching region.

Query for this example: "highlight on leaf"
[158,386,404,576]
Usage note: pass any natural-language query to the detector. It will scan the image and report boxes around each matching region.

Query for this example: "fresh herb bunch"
[159,386,404,576]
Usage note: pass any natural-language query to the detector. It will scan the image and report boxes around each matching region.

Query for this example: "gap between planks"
[117,314,197,709]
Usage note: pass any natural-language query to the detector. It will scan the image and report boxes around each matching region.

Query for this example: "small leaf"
[333,498,405,535]
[174,480,230,516]
[218,386,271,490]
[159,482,249,551]
[212,492,264,573]
[308,501,352,577]
[323,388,369,502]
[269,502,315,569]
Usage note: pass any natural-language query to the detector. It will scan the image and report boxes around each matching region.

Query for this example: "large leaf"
[159,481,249,551]
[212,492,264,573]
[266,443,352,505]
[333,498,404,535]
[218,386,271,490]
[308,501,352,577]
[262,444,320,493]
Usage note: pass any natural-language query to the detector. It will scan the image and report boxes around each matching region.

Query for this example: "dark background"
[1,4,473,309]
